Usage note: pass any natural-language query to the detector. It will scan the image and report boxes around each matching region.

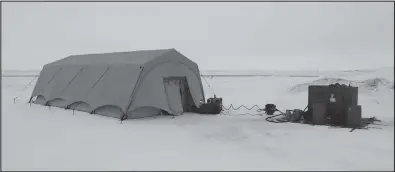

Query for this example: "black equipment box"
[346,105,362,127]
[306,84,361,127]
[312,103,327,125]
[192,97,223,114]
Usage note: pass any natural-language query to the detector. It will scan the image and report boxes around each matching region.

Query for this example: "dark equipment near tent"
[192,96,223,114]
[217,82,380,132]
[302,83,362,128]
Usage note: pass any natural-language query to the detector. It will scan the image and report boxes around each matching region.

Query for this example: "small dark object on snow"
[264,104,277,115]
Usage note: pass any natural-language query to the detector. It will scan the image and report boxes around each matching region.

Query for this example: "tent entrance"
[163,77,194,115]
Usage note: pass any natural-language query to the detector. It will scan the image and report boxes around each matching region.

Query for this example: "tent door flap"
[163,78,184,115]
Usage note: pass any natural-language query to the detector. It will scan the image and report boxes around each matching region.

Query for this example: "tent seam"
[47,67,62,84]
[61,67,84,93]
[124,66,145,119]
[92,67,110,88]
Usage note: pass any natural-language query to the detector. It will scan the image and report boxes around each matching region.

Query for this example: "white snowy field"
[2,68,394,171]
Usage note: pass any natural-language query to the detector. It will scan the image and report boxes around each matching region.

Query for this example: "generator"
[303,83,362,128]
[192,96,223,114]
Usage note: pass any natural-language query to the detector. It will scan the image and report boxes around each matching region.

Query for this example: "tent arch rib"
[66,101,92,111]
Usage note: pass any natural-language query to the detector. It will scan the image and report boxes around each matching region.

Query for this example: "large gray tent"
[30,48,205,119]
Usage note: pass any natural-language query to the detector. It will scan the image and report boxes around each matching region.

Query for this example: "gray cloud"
[2,2,394,71]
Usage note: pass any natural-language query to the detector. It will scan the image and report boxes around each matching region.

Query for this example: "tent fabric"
[30,48,205,119]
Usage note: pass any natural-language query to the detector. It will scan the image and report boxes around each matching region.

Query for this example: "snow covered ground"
[2,68,394,171]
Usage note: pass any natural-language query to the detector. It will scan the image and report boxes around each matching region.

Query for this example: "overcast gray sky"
[2,2,394,71]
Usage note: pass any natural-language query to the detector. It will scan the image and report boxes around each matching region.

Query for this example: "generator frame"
[304,84,362,128]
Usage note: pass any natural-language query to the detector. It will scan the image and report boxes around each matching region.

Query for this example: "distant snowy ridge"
[289,77,394,93]
[2,67,393,79]
[2,70,40,77]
